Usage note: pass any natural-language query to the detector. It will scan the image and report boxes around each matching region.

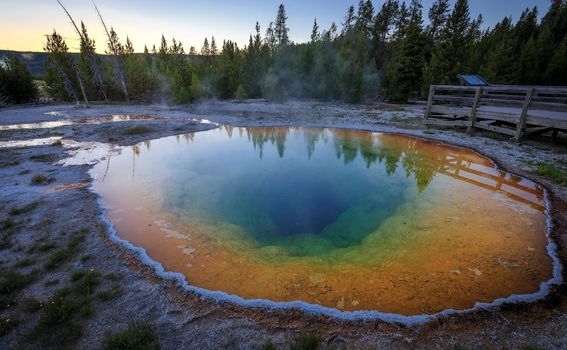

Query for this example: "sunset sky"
[0,0,550,53]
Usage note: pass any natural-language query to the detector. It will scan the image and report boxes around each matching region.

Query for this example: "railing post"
[467,87,482,135]
[425,85,435,120]
[514,88,535,142]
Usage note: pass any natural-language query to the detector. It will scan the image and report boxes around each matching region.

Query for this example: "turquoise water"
[92,126,551,313]
[142,128,433,256]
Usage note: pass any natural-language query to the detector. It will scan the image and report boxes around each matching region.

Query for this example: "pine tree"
[427,0,450,45]
[211,37,218,56]
[389,0,426,101]
[394,2,410,38]
[0,54,38,104]
[514,35,540,84]
[355,0,375,38]
[513,7,538,54]
[274,4,289,46]
[105,27,129,102]
[78,22,108,101]
[544,35,567,85]
[159,35,168,56]
[371,0,399,68]
[311,18,320,42]
[201,38,210,56]
[429,0,474,84]
[342,6,356,35]
[265,22,276,49]
[254,22,262,49]
[480,17,515,84]
[125,37,135,54]
[44,30,79,102]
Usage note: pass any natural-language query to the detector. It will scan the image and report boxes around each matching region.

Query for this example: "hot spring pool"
[90,126,555,316]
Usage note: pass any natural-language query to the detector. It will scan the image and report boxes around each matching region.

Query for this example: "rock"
[468,268,482,277]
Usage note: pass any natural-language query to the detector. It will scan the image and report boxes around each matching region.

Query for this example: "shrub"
[122,125,153,135]
[288,333,320,350]
[103,322,160,350]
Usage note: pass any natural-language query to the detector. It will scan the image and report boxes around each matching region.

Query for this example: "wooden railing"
[424,85,567,141]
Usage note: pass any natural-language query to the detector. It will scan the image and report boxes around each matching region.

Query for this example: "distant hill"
[0,50,51,78]
[0,50,201,79]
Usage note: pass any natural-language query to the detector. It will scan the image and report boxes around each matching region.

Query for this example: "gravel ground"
[0,100,566,350]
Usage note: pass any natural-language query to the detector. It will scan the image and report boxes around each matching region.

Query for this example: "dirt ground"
[0,100,566,350]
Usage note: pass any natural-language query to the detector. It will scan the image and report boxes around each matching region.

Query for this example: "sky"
[0,0,551,53]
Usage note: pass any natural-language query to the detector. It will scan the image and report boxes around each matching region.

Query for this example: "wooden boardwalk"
[424,85,567,142]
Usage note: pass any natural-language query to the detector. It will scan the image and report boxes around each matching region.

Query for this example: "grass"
[1,218,14,230]
[0,235,13,251]
[390,116,421,124]
[23,298,44,313]
[261,340,277,350]
[27,269,101,347]
[8,201,40,215]
[288,333,321,350]
[27,239,57,254]
[104,273,123,281]
[122,125,154,135]
[0,159,20,168]
[28,289,84,346]
[44,235,85,270]
[0,269,37,318]
[29,154,58,163]
[0,317,19,337]
[527,162,567,185]
[0,269,37,295]
[103,322,160,350]
[52,139,63,146]
[96,285,123,302]
[44,279,59,287]
[15,258,36,268]
[30,172,55,185]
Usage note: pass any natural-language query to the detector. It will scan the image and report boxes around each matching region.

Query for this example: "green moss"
[103,322,160,350]
[527,162,567,185]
